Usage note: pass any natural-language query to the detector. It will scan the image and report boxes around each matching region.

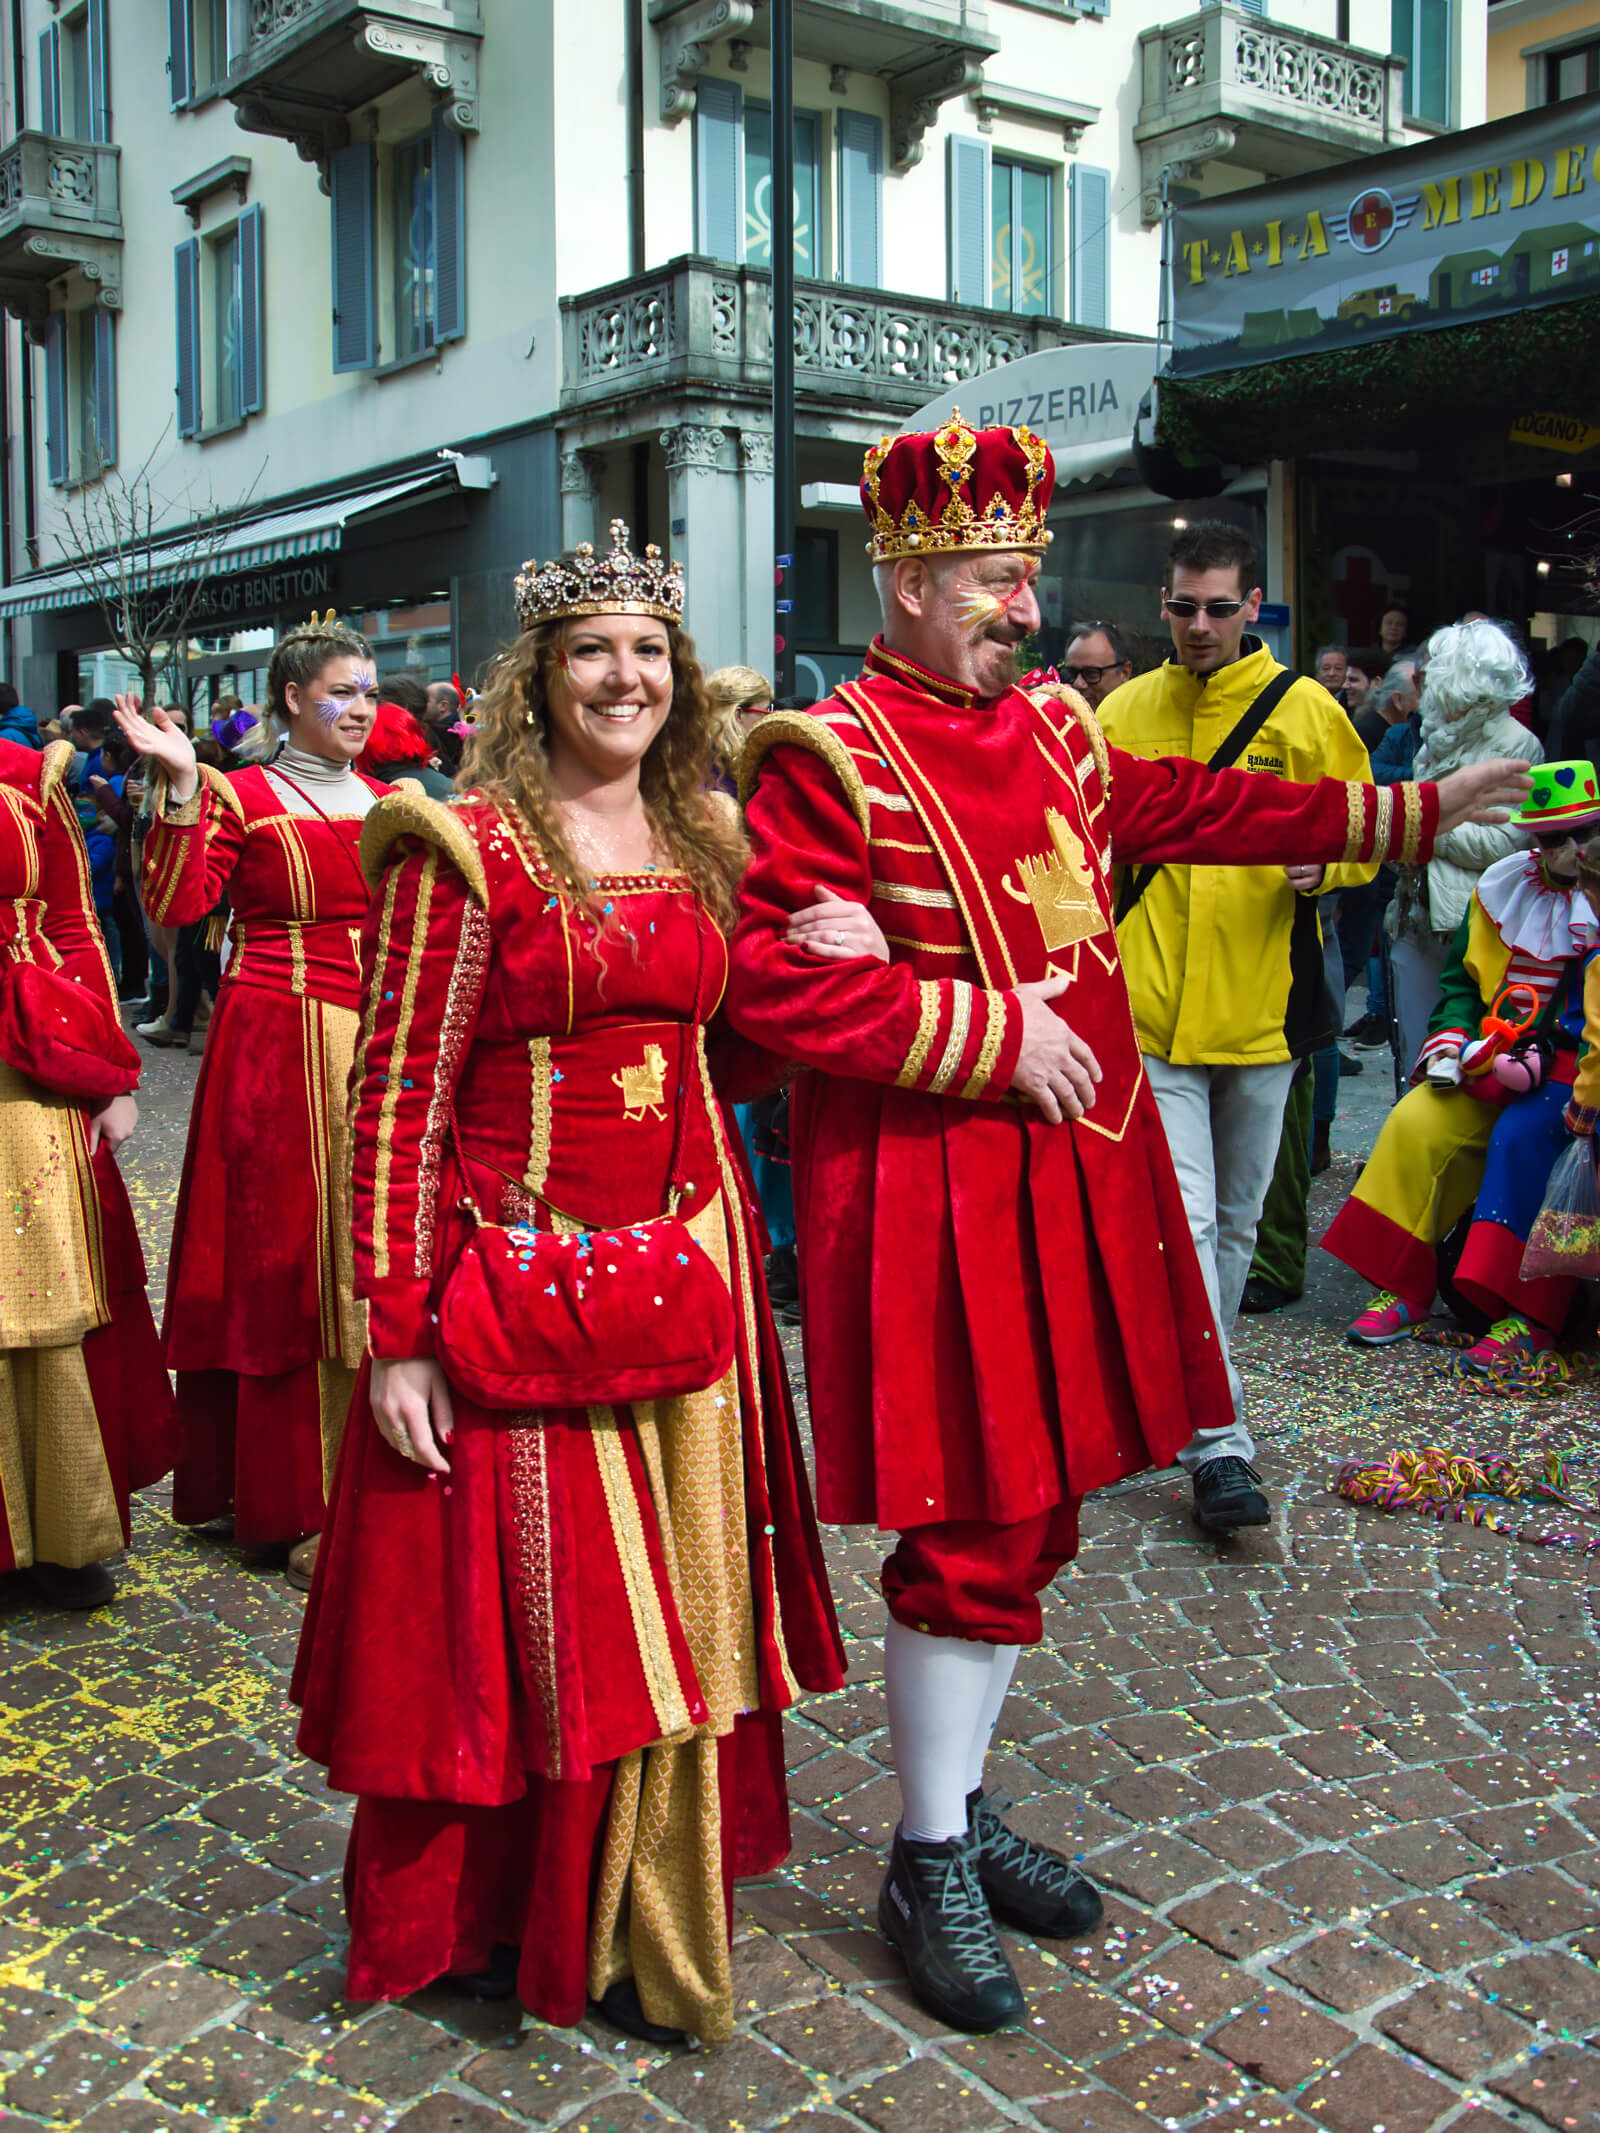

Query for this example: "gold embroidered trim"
[507,1424,563,1776]
[1342,781,1366,862]
[884,933,974,956]
[47,788,119,1006]
[863,785,916,813]
[371,851,436,1278]
[929,982,973,1095]
[738,712,871,837]
[960,989,1008,1101]
[525,1036,553,1198]
[359,788,488,901]
[866,639,977,706]
[870,836,937,855]
[351,867,401,1267]
[590,1412,695,1741]
[1372,787,1394,863]
[1401,782,1423,867]
[1027,684,1113,803]
[416,898,491,1279]
[896,979,942,1088]
[871,880,958,910]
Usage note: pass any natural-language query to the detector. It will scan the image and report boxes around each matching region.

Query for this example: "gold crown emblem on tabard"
[514,519,685,631]
[1003,810,1107,953]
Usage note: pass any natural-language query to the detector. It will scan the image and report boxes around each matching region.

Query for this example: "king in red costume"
[726,414,1533,2032]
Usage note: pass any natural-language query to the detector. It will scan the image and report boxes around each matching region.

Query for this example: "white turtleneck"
[262,742,377,820]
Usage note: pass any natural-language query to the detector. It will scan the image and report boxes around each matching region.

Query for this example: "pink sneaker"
[1346,1291,1428,1346]
[1461,1315,1553,1374]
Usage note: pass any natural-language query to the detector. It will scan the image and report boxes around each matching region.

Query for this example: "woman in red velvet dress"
[113,619,383,1585]
[0,736,173,1608]
[293,525,845,2046]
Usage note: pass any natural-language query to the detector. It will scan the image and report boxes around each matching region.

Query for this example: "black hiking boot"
[967,1790,1103,1938]
[878,1826,1024,2033]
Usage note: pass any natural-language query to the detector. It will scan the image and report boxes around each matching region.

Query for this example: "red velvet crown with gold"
[860,409,1055,562]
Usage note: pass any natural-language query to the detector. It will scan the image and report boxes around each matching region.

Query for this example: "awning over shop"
[0,467,461,622]
[1155,90,1600,466]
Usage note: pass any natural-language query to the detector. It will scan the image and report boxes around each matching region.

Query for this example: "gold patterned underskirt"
[0,1340,121,1568]
[0,1063,108,1351]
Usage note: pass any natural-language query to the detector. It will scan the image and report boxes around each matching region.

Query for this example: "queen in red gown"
[0,736,173,1608]
[292,524,843,2045]
[114,620,384,1574]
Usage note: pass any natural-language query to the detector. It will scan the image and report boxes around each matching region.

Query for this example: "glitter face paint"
[310,667,377,724]
[954,574,1037,641]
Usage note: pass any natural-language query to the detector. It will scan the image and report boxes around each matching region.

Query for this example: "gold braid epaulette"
[358,789,488,903]
[203,761,247,822]
[738,712,872,838]
[1025,682,1113,801]
[37,739,74,807]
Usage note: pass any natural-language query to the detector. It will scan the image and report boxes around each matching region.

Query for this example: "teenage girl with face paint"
[113,616,385,1588]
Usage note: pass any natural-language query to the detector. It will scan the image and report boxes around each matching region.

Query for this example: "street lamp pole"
[772,0,796,700]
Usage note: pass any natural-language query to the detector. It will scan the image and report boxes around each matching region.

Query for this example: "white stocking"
[884,1616,1000,1843]
[965,1642,1021,1797]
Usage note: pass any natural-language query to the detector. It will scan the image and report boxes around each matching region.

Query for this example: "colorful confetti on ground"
[0,1028,1596,2130]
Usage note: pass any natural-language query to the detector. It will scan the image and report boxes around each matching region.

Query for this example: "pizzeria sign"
[1168,90,1600,376]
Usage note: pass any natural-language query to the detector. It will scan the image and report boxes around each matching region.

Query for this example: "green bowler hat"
[1515,759,1600,827]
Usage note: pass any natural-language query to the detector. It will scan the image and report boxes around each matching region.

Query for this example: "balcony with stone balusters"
[560,255,1100,429]
[1134,2,1409,226]
[227,0,482,168]
[0,131,121,331]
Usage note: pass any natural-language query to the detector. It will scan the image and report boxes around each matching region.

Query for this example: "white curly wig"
[1418,619,1532,731]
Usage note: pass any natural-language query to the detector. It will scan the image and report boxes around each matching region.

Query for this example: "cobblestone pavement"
[2,1032,1599,2133]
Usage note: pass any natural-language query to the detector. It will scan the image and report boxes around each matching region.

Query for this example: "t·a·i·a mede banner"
[1168,90,1600,376]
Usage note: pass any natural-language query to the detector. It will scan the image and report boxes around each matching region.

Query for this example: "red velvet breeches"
[881,1498,1082,1643]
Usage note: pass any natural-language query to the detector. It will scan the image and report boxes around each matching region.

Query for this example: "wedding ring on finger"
[834,931,844,944]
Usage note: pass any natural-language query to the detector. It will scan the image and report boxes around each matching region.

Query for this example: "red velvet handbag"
[0,959,140,1103]
[435,908,737,1412]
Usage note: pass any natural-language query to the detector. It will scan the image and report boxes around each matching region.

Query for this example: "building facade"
[0,0,1484,710]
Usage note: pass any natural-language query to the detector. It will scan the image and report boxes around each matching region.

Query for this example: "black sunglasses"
[1163,595,1248,620]
[1062,663,1128,686]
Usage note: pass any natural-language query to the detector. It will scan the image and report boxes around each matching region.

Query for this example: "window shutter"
[1071,163,1111,328]
[175,236,200,437]
[329,141,377,372]
[43,317,67,486]
[1235,0,1264,13]
[695,75,742,262]
[947,134,990,306]
[431,111,467,344]
[1415,0,1450,123]
[93,308,116,466]
[87,0,110,142]
[168,0,194,106]
[38,24,60,134]
[837,110,882,288]
[238,203,264,414]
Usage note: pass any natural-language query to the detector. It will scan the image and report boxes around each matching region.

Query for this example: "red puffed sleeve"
[1107,751,1439,872]
[348,839,489,1359]
[728,742,1024,1100]
[141,764,247,927]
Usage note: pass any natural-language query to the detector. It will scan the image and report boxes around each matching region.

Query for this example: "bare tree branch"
[46,420,265,704]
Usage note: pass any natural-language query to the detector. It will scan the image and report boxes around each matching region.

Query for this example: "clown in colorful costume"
[0,738,174,1607]
[725,412,1523,2035]
[1326,759,1600,1366]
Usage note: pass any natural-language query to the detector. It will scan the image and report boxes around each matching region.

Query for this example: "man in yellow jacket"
[1100,521,1377,1533]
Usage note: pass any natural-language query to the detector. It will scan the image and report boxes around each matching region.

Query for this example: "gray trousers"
[1145,1054,1300,1470]
[1392,928,1453,1084]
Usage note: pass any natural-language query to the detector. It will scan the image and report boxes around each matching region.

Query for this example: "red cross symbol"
[1332,555,1392,644]
[1350,191,1395,250]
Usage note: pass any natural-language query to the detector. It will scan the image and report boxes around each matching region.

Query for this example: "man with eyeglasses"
[1062,622,1135,712]
[1100,520,1379,1537]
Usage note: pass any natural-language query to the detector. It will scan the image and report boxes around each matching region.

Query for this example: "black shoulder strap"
[1113,667,1301,926]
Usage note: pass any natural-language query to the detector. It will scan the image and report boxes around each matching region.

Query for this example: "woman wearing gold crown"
[113,617,384,1582]
[291,523,846,2045]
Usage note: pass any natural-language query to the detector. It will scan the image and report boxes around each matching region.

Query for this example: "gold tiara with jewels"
[514,519,685,631]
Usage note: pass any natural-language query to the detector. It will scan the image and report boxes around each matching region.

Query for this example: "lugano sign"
[1170,88,1600,376]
